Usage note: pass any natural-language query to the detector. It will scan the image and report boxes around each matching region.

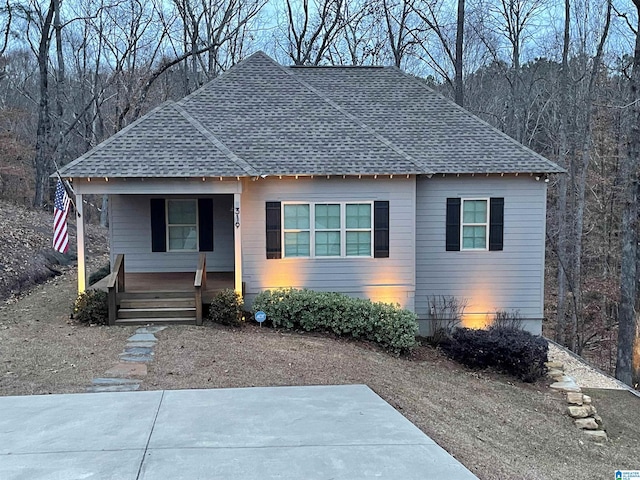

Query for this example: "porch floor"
[91,272,234,303]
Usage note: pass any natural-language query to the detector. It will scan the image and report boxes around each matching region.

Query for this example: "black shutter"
[266,201,281,259]
[198,198,214,252]
[150,199,166,252]
[489,197,504,251]
[374,201,389,258]
[446,198,461,251]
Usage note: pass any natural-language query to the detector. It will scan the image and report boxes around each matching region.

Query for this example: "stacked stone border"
[547,361,608,442]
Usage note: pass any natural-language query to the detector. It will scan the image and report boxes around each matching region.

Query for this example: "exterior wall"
[241,176,416,311]
[109,194,234,273]
[415,175,547,335]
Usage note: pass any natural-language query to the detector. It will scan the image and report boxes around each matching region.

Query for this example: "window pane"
[346,204,371,228]
[462,226,486,249]
[346,231,371,256]
[315,204,340,229]
[284,231,310,257]
[169,226,197,250]
[463,200,487,224]
[168,200,196,224]
[284,204,310,229]
[315,231,340,256]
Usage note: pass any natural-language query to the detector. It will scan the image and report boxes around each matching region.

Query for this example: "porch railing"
[194,253,207,326]
[107,254,125,326]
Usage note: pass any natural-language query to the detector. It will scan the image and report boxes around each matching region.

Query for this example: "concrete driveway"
[0,384,478,479]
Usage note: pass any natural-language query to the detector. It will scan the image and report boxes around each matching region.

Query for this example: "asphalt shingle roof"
[59,51,562,178]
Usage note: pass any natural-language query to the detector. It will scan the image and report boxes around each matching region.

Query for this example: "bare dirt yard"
[1,267,638,480]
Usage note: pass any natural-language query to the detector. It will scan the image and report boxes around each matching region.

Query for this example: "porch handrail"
[194,253,207,326]
[107,254,125,326]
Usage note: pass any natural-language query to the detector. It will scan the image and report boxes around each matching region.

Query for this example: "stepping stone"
[86,383,140,393]
[126,341,157,348]
[127,333,157,343]
[92,377,140,385]
[104,362,147,377]
[122,346,154,356]
[136,326,167,334]
[120,355,153,363]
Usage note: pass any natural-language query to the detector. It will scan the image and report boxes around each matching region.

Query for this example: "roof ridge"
[177,51,269,105]
[386,66,565,174]
[58,102,176,177]
[271,58,432,175]
[171,103,259,177]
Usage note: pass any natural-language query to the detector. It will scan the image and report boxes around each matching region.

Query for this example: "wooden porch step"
[118,307,197,319]
[119,291,196,300]
[114,317,197,326]
[120,298,196,309]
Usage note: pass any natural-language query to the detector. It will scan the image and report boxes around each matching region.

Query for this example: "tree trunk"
[616,7,640,386]
[454,0,464,106]
[32,1,56,208]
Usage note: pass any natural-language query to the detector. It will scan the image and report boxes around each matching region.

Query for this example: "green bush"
[442,326,548,382]
[88,264,111,286]
[73,289,109,325]
[252,288,418,354]
[209,289,244,326]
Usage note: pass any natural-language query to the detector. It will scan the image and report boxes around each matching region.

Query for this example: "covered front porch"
[72,177,244,326]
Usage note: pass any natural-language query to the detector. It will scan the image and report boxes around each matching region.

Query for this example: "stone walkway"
[86,326,167,393]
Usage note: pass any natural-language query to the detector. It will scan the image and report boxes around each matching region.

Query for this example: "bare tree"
[616,0,640,387]
[281,0,344,65]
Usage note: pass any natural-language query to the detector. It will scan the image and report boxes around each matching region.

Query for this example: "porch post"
[234,193,242,295]
[76,193,86,293]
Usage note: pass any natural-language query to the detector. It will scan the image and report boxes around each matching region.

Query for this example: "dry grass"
[1,270,639,480]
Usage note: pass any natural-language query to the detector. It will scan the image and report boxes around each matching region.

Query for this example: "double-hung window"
[461,199,488,250]
[167,199,198,251]
[446,197,504,252]
[282,202,373,258]
[283,204,311,257]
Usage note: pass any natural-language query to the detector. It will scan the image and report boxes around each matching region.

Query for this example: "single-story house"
[58,51,562,334]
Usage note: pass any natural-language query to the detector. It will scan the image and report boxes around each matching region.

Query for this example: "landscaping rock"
[567,406,591,418]
[574,418,598,430]
[566,392,584,405]
[582,430,608,442]
[548,368,565,379]
[582,394,592,405]
[550,378,581,393]
[546,361,564,370]
[593,414,604,427]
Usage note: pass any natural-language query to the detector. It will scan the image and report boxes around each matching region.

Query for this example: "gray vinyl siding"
[415,176,546,334]
[241,177,416,311]
[109,194,234,272]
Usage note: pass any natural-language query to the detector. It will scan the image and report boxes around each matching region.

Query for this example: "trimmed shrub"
[73,289,109,325]
[442,326,548,382]
[252,288,418,354]
[209,289,244,326]
[88,264,111,286]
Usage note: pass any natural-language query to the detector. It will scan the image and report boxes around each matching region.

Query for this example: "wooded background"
[0,0,639,387]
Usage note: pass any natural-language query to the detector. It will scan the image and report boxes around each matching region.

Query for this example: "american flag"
[53,180,70,253]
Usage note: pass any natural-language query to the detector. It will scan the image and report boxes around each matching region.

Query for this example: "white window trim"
[460,198,489,251]
[166,199,199,252]
[282,201,374,258]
